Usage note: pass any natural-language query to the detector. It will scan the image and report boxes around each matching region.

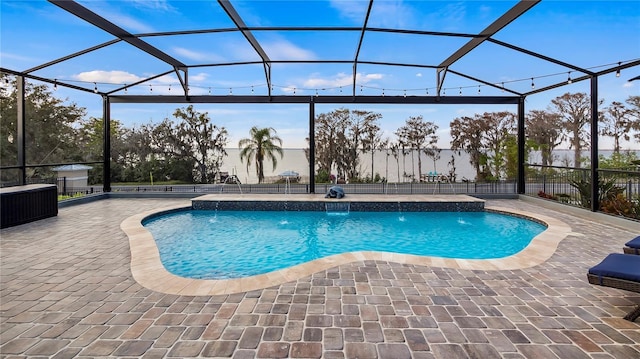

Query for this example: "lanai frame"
[1,0,638,212]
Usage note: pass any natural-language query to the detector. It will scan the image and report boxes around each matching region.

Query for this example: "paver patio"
[1,197,639,358]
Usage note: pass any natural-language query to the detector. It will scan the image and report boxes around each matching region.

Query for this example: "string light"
[33,57,627,98]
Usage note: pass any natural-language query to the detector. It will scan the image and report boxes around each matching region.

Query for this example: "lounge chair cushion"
[625,236,640,249]
[588,253,640,283]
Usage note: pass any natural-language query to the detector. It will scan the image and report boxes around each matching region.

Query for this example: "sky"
[1,0,639,150]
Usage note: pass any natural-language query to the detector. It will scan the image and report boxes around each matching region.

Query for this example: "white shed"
[53,164,92,189]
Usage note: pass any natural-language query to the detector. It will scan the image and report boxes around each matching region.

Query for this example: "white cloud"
[416,73,423,77]
[0,52,38,62]
[227,44,262,62]
[330,0,415,28]
[78,1,173,33]
[441,2,466,24]
[172,47,225,62]
[172,47,207,62]
[301,72,383,90]
[189,72,210,82]
[152,74,176,85]
[73,70,142,83]
[263,40,316,61]
[368,1,415,28]
[71,70,209,95]
[623,81,635,88]
[106,12,155,33]
[131,0,175,12]
[329,0,369,23]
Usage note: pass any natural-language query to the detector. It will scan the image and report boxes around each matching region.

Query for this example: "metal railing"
[52,180,519,196]
[525,164,640,220]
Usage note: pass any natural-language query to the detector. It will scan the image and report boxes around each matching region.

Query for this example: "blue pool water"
[143,210,546,279]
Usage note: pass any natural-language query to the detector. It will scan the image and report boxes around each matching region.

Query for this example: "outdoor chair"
[623,235,640,255]
[587,253,640,321]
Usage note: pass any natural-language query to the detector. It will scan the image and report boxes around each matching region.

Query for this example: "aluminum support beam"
[517,96,526,194]
[17,76,26,185]
[353,0,374,97]
[105,70,174,95]
[309,99,316,193]
[107,95,521,105]
[438,0,540,69]
[488,38,593,75]
[1,67,97,94]
[49,0,187,69]
[437,0,540,84]
[136,26,479,38]
[218,0,272,95]
[590,76,599,212]
[447,69,523,96]
[25,39,121,74]
[103,96,111,193]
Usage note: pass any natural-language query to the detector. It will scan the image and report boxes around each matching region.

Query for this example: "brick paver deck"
[1,198,639,358]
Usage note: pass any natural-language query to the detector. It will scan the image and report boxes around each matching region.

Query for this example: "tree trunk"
[411,150,415,181]
[541,145,552,167]
[257,160,264,183]
[573,138,582,168]
[371,151,375,182]
[417,147,423,181]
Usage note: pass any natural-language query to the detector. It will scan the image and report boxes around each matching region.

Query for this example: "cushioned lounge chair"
[587,253,640,321]
[623,235,640,255]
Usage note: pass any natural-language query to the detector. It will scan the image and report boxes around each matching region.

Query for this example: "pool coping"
[121,198,572,296]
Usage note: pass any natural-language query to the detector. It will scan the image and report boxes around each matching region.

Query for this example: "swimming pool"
[143,209,546,280]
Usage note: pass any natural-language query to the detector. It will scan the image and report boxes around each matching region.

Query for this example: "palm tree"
[238,127,284,183]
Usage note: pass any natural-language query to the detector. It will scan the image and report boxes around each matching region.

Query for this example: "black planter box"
[1,184,58,229]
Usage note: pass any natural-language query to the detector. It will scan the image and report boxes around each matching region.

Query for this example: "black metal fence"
[62,180,518,196]
[9,168,638,221]
[525,164,640,220]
